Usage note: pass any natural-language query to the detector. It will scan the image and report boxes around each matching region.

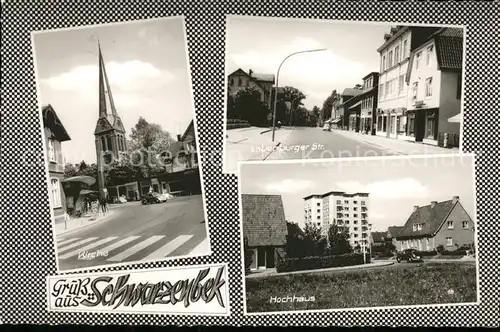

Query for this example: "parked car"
[322,123,331,131]
[396,249,423,263]
[118,195,127,203]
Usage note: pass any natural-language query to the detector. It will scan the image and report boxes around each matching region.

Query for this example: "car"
[156,193,169,203]
[396,249,423,263]
[118,195,127,203]
[322,123,331,131]
[142,193,161,205]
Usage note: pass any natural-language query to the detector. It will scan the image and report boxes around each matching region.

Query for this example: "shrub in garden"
[414,250,438,256]
[276,253,370,273]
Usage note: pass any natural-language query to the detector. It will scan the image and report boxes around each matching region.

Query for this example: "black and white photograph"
[239,154,478,314]
[32,17,210,272]
[224,16,465,173]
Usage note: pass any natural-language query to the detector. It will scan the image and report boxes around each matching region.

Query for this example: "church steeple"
[98,41,117,119]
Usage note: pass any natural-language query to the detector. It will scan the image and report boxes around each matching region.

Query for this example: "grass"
[245,262,477,313]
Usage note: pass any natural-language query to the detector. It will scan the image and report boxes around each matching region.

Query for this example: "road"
[259,127,400,161]
[55,195,208,271]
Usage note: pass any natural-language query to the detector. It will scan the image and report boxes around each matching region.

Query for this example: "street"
[55,195,209,271]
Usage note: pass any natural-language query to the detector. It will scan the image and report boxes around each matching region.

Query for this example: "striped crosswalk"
[56,234,208,263]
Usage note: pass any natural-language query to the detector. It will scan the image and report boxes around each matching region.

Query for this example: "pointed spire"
[98,42,117,119]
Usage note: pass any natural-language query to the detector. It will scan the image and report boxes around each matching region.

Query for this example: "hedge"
[226,119,249,124]
[414,250,438,257]
[226,123,251,130]
[276,253,370,273]
[440,249,467,256]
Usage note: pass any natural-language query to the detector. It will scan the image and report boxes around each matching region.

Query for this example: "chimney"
[384,33,392,41]
[176,121,182,142]
[431,201,437,208]
[390,27,398,35]
[177,134,182,142]
[452,196,459,204]
[413,205,419,212]
[249,69,253,77]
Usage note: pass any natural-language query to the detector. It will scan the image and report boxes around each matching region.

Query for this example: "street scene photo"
[224,16,464,173]
[32,17,210,272]
[239,154,477,313]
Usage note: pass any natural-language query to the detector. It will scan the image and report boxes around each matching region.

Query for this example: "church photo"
[32,17,210,272]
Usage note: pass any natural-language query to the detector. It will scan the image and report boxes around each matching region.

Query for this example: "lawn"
[245,262,477,313]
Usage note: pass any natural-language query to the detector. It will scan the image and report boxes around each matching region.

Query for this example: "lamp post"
[271,48,327,142]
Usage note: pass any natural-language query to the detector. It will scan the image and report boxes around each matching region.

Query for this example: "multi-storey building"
[376,26,440,140]
[227,68,275,108]
[404,28,463,148]
[357,72,379,135]
[304,191,371,247]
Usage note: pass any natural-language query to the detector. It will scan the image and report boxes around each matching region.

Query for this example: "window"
[336,200,341,205]
[446,237,453,247]
[344,214,350,218]
[353,200,358,204]
[354,234,358,238]
[317,203,320,206]
[50,178,61,208]
[426,45,433,66]
[230,78,234,86]
[385,82,389,97]
[413,224,417,232]
[317,216,321,220]
[388,50,393,68]
[238,78,242,86]
[382,55,386,71]
[353,207,358,211]
[48,139,56,162]
[462,221,469,229]
[361,201,366,206]
[412,82,418,101]
[353,214,358,218]
[354,227,358,231]
[447,221,454,229]
[426,238,430,250]
[395,45,400,63]
[416,52,422,70]
[426,111,437,139]
[399,75,405,93]
[344,200,348,204]
[317,209,320,213]
[425,77,433,97]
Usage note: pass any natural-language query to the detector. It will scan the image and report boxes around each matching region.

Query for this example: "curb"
[56,210,116,237]
[246,261,394,279]
[260,129,272,134]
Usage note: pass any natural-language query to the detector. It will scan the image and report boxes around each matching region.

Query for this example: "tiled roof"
[387,226,403,238]
[42,104,71,142]
[434,28,463,70]
[252,73,275,82]
[341,88,363,97]
[242,194,288,247]
[396,200,457,238]
[371,231,387,243]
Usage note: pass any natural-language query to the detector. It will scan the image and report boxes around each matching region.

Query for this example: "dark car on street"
[396,249,423,263]
[142,193,160,205]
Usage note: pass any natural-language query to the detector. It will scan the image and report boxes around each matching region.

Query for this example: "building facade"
[376,26,441,139]
[43,104,71,219]
[393,196,474,251]
[358,72,380,135]
[228,68,275,107]
[405,28,463,147]
[304,191,371,247]
[243,194,288,270]
[338,88,363,130]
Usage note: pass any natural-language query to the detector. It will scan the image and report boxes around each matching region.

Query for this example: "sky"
[240,155,476,232]
[33,17,194,164]
[226,16,391,109]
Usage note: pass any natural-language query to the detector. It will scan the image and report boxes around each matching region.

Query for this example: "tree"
[128,117,176,185]
[303,223,327,256]
[64,163,79,178]
[320,89,340,121]
[327,224,352,255]
[285,221,308,258]
[280,86,306,125]
[105,159,140,187]
[231,86,270,126]
[243,238,253,274]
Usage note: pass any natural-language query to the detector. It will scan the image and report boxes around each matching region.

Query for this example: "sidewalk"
[54,209,116,236]
[225,127,293,173]
[333,130,460,155]
[245,260,394,279]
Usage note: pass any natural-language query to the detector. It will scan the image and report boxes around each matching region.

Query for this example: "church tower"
[94,42,128,198]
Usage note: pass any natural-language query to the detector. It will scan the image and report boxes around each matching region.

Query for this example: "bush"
[414,250,438,257]
[440,249,467,256]
[227,119,249,124]
[276,253,370,273]
[226,123,251,130]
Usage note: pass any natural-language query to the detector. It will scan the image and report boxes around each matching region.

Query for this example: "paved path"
[246,260,394,279]
[55,195,209,271]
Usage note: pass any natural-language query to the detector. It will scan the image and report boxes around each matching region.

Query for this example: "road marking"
[57,238,80,246]
[142,235,193,260]
[188,238,210,256]
[57,237,98,254]
[58,237,118,260]
[106,235,165,262]
[97,236,140,254]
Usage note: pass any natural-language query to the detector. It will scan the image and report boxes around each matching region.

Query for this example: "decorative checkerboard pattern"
[1,0,498,327]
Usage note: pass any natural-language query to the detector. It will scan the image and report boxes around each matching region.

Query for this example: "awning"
[79,189,98,195]
[448,113,462,123]
[62,175,96,186]
[349,101,362,109]
[332,118,341,124]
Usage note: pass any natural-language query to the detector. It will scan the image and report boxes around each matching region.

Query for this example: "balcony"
[362,220,368,225]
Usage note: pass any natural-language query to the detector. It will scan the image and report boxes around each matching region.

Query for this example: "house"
[387,225,404,248]
[242,194,288,270]
[227,68,275,108]
[393,196,474,252]
[370,231,388,247]
[376,25,441,139]
[404,27,463,147]
[331,99,342,129]
[42,104,71,219]
[358,72,380,135]
[338,88,363,130]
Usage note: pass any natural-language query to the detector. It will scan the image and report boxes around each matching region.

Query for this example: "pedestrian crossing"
[56,234,207,263]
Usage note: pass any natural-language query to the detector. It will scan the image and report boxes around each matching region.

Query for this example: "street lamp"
[271,48,327,142]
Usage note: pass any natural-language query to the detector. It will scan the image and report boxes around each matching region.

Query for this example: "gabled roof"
[181,120,195,143]
[242,194,288,247]
[42,104,71,142]
[387,226,403,238]
[396,199,459,238]
[252,73,275,83]
[341,88,363,97]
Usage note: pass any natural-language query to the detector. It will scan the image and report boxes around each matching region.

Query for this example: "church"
[94,42,201,203]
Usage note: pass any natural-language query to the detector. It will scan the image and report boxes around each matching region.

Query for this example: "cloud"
[40,61,175,93]
[335,178,429,199]
[229,36,367,106]
[264,179,314,194]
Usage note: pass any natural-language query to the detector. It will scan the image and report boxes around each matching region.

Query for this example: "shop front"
[375,109,388,137]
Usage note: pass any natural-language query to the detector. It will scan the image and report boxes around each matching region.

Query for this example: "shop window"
[50,178,61,208]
